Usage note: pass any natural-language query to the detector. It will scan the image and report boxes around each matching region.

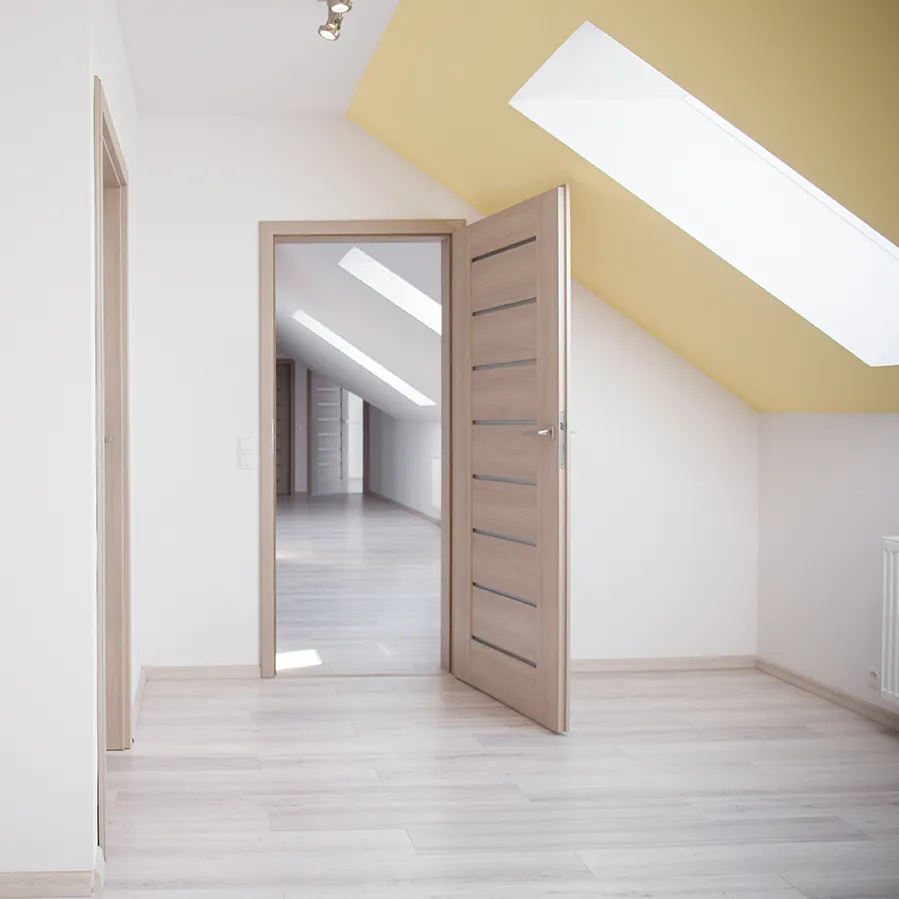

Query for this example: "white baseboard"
[368,491,440,526]
[92,846,105,891]
[144,665,261,680]
[756,658,899,734]
[572,655,756,673]
[0,871,92,898]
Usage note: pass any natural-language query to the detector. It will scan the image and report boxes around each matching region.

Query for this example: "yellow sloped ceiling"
[349,0,899,411]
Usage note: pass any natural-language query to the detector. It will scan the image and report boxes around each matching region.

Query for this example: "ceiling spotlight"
[318,0,351,42]
[318,11,341,40]
[318,20,340,40]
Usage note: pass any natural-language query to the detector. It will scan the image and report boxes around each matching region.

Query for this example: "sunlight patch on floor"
[275,648,323,672]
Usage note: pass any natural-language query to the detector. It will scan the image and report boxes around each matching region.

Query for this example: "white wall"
[131,115,475,668]
[368,407,442,521]
[759,414,899,706]
[569,283,760,660]
[293,361,309,493]
[0,0,137,875]
[132,112,762,673]
[0,2,96,874]
[131,111,762,677]
[346,392,364,484]
[91,0,140,164]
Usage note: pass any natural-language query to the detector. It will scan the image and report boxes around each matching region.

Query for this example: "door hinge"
[559,412,567,470]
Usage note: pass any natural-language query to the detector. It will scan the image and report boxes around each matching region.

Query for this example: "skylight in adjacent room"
[510,22,899,367]
[339,247,442,334]
[291,309,435,406]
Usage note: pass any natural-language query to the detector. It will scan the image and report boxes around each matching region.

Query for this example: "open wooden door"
[451,186,570,733]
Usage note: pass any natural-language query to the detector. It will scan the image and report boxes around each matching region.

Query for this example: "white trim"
[92,846,106,891]
[571,655,756,673]
[756,658,899,734]
[143,665,261,680]
[0,872,92,898]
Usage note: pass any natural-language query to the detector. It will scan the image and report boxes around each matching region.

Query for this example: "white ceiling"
[275,240,443,421]
[117,0,400,114]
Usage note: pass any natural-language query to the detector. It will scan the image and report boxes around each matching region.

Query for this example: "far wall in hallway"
[368,406,440,521]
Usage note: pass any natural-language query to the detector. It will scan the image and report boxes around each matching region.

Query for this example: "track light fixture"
[318,12,341,41]
[318,0,353,41]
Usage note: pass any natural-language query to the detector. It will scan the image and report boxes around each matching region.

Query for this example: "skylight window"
[291,309,435,406]
[338,247,442,334]
[510,22,899,367]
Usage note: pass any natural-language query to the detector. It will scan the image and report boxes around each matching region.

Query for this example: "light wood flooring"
[275,493,441,676]
[98,669,899,898]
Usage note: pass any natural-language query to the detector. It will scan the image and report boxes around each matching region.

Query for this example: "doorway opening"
[94,78,132,852]
[271,236,447,676]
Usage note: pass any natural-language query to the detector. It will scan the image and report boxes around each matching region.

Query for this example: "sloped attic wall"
[349,0,899,412]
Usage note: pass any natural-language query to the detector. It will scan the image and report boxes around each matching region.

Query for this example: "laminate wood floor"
[275,494,441,676]
[97,669,899,899]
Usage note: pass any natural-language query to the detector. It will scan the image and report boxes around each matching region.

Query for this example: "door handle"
[521,426,555,439]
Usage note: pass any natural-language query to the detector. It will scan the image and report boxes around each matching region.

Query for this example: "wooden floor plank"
[100,669,899,896]
[275,494,440,676]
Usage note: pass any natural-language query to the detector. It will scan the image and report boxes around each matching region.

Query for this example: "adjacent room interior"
[273,238,443,676]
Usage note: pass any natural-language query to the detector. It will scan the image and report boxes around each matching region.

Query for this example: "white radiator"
[883,537,899,707]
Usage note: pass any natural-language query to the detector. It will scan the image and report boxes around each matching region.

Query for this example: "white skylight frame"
[338,246,442,334]
[510,22,899,367]
[291,309,435,406]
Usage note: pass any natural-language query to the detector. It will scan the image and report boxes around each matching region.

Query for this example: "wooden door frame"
[94,78,132,852]
[259,220,465,677]
[275,358,295,495]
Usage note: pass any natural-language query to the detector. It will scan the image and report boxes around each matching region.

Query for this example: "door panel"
[468,638,542,723]
[472,478,538,544]
[471,533,540,605]
[470,365,537,422]
[471,424,539,482]
[471,301,537,367]
[452,185,570,733]
[472,587,538,664]
[470,241,537,313]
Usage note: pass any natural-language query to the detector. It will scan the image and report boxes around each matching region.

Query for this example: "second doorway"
[274,238,443,676]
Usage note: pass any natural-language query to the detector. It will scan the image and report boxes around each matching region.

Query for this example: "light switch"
[237,437,255,470]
